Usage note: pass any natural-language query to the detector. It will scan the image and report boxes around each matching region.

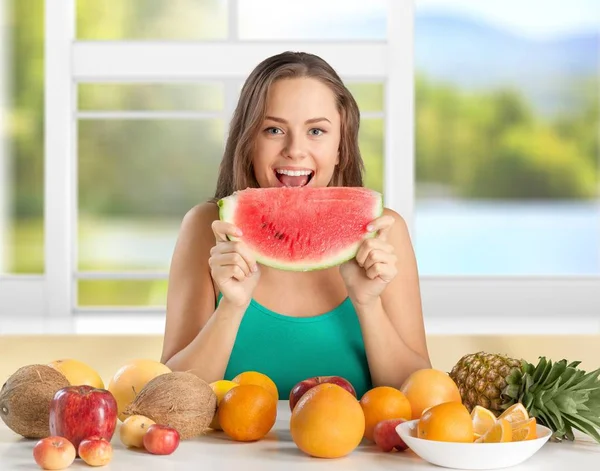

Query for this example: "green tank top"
[220,295,372,399]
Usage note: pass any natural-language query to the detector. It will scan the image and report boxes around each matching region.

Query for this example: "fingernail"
[236,228,243,236]
[367,225,374,232]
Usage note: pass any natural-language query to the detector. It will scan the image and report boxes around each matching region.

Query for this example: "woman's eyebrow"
[265,116,331,124]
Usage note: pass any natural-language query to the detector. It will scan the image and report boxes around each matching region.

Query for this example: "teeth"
[275,169,313,176]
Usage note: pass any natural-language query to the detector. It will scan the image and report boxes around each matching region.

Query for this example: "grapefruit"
[107,359,171,421]
[290,383,365,459]
[47,359,104,389]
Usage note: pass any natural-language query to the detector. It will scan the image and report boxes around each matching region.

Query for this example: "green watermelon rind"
[217,189,384,272]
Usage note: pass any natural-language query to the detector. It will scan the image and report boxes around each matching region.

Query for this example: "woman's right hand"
[209,220,260,308]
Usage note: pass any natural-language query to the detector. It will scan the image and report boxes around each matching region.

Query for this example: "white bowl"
[396,419,552,470]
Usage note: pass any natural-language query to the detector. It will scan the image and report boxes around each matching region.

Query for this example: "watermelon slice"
[218,187,383,271]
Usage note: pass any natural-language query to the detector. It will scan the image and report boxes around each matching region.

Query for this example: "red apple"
[373,419,409,452]
[78,436,113,466]
[49,385,118,453]
[289,376,356,411]
[33,436,76,470]
[143,424,180,455]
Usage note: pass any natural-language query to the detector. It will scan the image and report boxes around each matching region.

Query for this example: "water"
[80,201,600,276]
[414,200,600,275]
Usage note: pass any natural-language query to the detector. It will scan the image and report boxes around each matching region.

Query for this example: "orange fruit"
[208,380,239,430]
[471,405,497,436]
[417,402,474,443]
[232,371,279,401]
[498,403,529,424]
[359,386,412,441]
[475,418,512,443]
[290,383,365,459]
[218,384,277,441]
[512,417,537,441]
[48,359,104,389]
[401,369,462,419]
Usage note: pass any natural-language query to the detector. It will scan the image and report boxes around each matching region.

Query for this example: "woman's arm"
[353,208,432,389]
[160,203,246,383]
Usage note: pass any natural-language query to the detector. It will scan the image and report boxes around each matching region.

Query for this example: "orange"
[218,384,277,442]
[208,380,239,430]
[290,383,365,459]
[359,386,412,442]
[512,417,537,441]
[471,405,497,436]
[417,402,474,443]
[108,359,171,421]
[232,371,279,401]
[475,418,512,443]
[401,369,462,419]
[498,403,529,424]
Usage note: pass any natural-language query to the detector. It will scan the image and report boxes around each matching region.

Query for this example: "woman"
[160,51,431,398]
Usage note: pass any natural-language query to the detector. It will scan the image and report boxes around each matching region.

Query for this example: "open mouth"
[274,168,314,187]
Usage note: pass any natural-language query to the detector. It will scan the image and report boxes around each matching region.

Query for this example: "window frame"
[3,0,599,322]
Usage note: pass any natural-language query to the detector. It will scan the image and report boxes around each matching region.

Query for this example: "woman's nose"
[284,134,307,160]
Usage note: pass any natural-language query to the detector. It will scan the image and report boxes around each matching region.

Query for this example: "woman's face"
[251,77,341,188]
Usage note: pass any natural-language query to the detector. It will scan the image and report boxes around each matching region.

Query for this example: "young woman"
[160,51,431,398]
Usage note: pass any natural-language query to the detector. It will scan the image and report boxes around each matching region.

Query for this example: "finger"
[209,253,252,277]
[355,239,393,267]
[363,251,397,272]
[212,220,242,243]
[367,215,395,242]
[365,262,397,283]
[210,240,258,272]
[214,265,246,282]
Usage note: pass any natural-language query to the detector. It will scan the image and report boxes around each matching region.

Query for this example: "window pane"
[238,0,386,40]
[347,83,384,113]
[360,119,384,195]
[78,83,224,112]
[78,279,167,307]
[78,119,223,272]
[414,0,600,275]
[76,0,227,40]
[1,0,44,275]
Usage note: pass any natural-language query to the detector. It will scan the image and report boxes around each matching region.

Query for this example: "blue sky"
[417,0,600,38]
[240,0,599,40]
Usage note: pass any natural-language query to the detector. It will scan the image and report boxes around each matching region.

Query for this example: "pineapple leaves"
[541,360,568,389]
[567,367,600,392]
[531,357,550,386]
[563,413,600,444]
[521,360,535,376]
[545,400,566,430]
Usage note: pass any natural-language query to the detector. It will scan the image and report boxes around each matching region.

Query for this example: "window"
[0,0,46,317]
[2,0,598,332]
[414,0,600,276]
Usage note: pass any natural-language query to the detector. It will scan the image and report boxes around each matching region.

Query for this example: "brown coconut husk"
[123,371,217,440]
[0,364,70,438]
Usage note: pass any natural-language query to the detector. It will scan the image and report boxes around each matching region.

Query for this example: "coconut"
[123,371,217,440]
[0,364,70,438]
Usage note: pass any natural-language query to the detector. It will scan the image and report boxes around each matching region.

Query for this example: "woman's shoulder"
[177,201,220,246]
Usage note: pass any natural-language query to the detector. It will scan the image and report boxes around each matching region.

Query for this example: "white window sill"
[0,315,598,335]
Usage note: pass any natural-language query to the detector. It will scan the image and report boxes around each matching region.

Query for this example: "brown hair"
[213,51,364,200]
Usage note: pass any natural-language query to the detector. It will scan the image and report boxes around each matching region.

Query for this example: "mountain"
[414,12,599,115]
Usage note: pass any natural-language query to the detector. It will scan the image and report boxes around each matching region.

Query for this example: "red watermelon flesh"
[218,187,383,271]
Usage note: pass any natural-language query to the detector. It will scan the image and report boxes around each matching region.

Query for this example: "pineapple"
[449,352,600,443]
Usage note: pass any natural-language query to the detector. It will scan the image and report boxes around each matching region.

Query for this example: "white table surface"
[1,401,598,470]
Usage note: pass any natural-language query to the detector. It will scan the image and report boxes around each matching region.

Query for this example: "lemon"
[209,380,239,430]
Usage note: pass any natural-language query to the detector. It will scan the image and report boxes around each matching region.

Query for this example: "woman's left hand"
[340,214,398,307]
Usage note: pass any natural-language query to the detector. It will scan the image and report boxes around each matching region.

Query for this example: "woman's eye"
[309,128,325,136]
[265,127,283,135]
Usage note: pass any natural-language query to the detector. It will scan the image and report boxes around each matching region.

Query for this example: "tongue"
[279,174,309,187]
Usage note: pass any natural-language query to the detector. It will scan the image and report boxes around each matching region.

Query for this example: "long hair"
[213,51,364,200]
